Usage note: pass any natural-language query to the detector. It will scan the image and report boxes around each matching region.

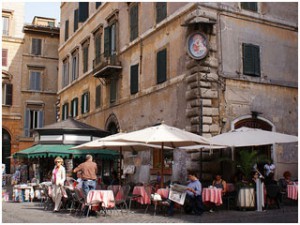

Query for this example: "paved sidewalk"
[2,201,298,223]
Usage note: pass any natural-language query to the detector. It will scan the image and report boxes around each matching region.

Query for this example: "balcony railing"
[93,53,122,78]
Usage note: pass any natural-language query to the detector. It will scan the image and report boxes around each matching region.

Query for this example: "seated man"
[167,171,204,216]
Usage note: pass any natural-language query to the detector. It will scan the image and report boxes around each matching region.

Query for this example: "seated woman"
[278,171,293,193]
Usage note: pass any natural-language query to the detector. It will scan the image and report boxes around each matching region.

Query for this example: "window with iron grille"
[242,43,260,77]
[104,23,116,57]
[31,38,42,55]
[241,2,258,12]
[156,2,167,23]
[65,20,69,41]
[79,2,89,23]
[2,83,12,106]
[62,103,69,120]
[95,85,101,108]
[74,9,79,32]
[130,64,139,94]
[82,44,89,73]
[130,4,139,41]
[62,59,69,87]
[29,71,42,91]
[2,49,8,67]
[81,91,90,114]
[71,98,79,118]
[157,48,167,84]
[24,106,44,137]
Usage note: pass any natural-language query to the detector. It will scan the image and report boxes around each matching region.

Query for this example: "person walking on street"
[73,154,98,197]
[51,157,66,212]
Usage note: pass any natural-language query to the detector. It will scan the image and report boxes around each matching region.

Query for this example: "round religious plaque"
[187,32,209,60]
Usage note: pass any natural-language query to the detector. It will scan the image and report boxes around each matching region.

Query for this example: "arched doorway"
[2,129,11,173]
[105,113,120,135]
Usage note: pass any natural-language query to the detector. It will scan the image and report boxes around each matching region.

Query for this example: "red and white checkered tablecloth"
[287,184,298,200]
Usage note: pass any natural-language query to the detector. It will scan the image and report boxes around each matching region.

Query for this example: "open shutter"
[87,92,90,112]
[157,48,167,84]
[24,109,30,137]
[104,26,111,57]
[79,2,89,23]
[2,49,8,66]
[65,20,69,41]
[74,9,79,32]
[38,111,44,128]
[5,83,12,106]
[130,64,139,94]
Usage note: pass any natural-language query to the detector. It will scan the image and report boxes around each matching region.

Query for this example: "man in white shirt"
[264,160,275,176]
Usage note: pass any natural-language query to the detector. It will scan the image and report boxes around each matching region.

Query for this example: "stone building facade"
[57,2,297,183]
[2,4,60,173]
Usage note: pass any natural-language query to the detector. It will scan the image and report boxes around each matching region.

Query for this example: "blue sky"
[25,2,61,24]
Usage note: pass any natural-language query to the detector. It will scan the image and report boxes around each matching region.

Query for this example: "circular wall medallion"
[187,32,209,60]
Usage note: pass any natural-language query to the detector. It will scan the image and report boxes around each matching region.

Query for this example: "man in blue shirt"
[167,171,204,216]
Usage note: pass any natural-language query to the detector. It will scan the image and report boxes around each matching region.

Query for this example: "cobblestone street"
[2,201,298,223]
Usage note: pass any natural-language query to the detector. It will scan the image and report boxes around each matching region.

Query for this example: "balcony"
[93,53,122,78]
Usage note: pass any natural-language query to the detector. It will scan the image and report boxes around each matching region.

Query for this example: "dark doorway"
[2,129,11,173]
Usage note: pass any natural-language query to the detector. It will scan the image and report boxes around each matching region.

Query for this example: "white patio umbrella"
[102,123,211,187]
[210,126,298,147]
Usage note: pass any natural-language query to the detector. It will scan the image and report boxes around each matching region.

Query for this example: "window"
[110,79,117,104]
[81,91,90,114]
[79,2,89,23]
[95,85,101,108]
[72,51,79,81]
[24,107,44,137]
[157,48,167,84]
[62,58,69,87]
[31,38,42,55]
[2,16,9,36]
[71,97,79,117]
[130,64,139,94]
[74,9,79,32]
[29,71,41,91]
[2,49,8,66]
[62,103,69,120]
[130,4,139,41]
[82,42,89,73]
[96,2,102,9]
[152,148,173,171]
[241,2,258,12]
[156,2,167,23]
[48,21,55,27]
[65,20,69,41]
[94,30,101,65]
[104,23,116,57]
[242,43,260,77]
[2,83,12,106]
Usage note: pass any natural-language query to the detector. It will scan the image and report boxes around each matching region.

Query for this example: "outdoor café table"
[287,184,298,200]
[86,190,115,209]
[132,185,151,205]
[202,187,223,206]
[237,187,255,209]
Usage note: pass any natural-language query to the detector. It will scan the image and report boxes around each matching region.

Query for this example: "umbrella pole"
[119,147,122,184]
[160,143,164,188]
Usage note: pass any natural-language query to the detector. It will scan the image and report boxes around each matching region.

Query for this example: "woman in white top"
[51,157,66,212]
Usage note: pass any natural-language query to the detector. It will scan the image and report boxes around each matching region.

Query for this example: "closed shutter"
[130,4,138,41]
[156,2,167,23]
[96,2,102,8]
[74,9,79,32]
[110,79,117,103]
[95,85,101,108]
[104,26,111,57]
[24,109,30,137]
[95,33,101,64]
[30,72,41,90]
[157,48,167,84]
[130,64,139,94]
[87,92,90,112]
[241,2,258,12]
[79,2,89,22]
[2,49,8,66]
[32,39,41,55]
[5,83,12,106]
[243,44,260,76]
[38,111,44,128]
[83,46,88,72]
[65,20,69,41]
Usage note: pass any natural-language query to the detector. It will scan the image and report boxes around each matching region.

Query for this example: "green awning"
[13,144,119,160]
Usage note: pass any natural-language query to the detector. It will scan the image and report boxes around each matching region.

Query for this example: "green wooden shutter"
[104,26,111,57]
[81,93,84,114]
[243,44,260,76]
[87,92,90,112]
[83,45,88,72]
[95,85,101,108]
[130,4,138,41]
[156,2,167,23]
[5,83,12,106]
[24,109,30,137]
[130,64,139,94]
[110,79,117,103]
[74,9,79,32]
[157,48,167,84]
[95,33,101,64]
[65,20,69,41]
[79,2,89,22]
